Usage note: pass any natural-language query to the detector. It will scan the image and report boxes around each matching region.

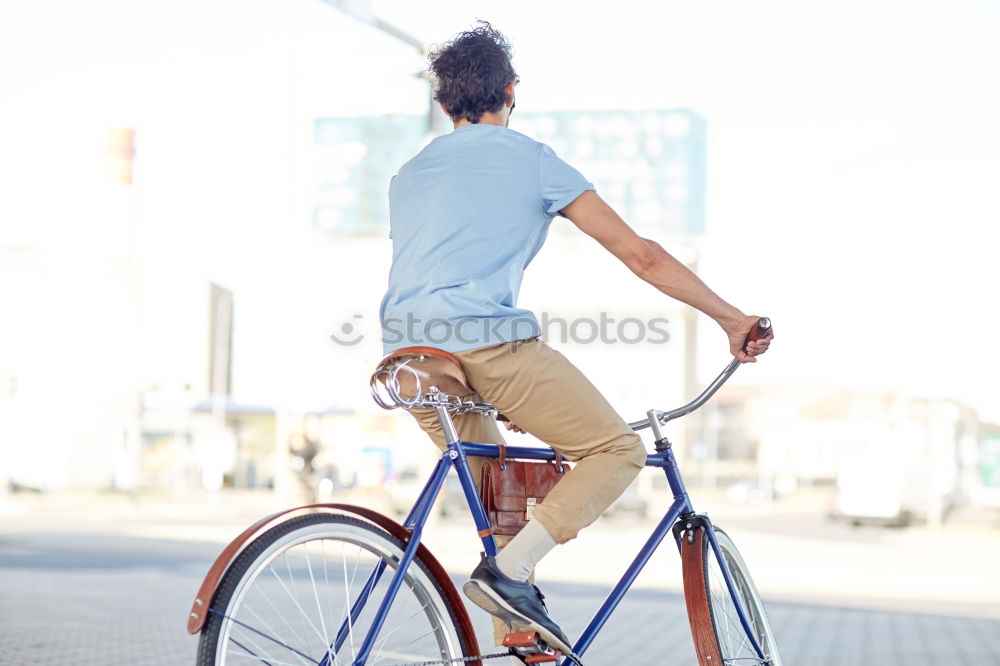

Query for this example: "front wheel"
[681,525,782,666]
[197,513,474,666]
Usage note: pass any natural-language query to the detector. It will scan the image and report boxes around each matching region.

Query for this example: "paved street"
[2,491,999,665]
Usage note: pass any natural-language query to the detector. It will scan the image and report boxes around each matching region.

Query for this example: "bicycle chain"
[386,650,514,666]
[387,648,583,666]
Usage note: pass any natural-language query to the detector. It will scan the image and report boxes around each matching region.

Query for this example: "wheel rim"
[704,531,782,666]
[210,518,465,666]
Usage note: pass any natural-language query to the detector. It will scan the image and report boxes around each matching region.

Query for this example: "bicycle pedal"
[503,631,564,664]
[503,631,546,652]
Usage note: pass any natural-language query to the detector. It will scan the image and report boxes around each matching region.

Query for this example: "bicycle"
[188,318,781,666]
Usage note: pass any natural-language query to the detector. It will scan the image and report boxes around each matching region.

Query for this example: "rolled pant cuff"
[531,507,579,545]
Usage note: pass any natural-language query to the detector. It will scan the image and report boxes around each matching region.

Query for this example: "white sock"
[494,520,557,582]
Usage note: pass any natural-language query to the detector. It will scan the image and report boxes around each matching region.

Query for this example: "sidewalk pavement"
[2,488,999,664]
[5,486,996,619]
[1,527,998,665]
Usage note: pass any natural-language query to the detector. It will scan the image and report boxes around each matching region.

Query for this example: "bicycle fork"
[656,419,767,663]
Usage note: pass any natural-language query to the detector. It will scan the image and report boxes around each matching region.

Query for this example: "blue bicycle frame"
[331,424,766,666]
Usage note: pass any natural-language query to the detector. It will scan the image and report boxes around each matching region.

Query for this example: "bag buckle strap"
[497,444,566,472]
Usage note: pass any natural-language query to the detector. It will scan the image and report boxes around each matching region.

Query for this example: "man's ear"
[439,102,452,117]
[504,80,516,107]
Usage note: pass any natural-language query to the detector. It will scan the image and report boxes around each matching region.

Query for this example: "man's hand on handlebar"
[727,315,773,364]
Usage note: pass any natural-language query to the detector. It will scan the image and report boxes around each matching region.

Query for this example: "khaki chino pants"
[409,339,646,641]
[410,338,646,542]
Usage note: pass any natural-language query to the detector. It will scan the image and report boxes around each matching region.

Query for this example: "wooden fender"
[680,527,724,666]
[186,503,482,665]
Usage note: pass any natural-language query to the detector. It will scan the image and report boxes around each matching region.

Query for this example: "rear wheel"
[197,513,474,666]
[681,525,782,666]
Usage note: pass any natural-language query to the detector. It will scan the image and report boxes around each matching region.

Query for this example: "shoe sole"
[462,579,578,659]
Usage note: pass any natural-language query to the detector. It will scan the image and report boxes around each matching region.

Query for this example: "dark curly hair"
[428,21,518,124]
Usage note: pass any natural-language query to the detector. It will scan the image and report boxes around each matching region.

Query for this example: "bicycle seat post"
[435,401,461,446]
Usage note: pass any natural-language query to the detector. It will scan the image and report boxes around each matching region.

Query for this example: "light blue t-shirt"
[379,123,594,355]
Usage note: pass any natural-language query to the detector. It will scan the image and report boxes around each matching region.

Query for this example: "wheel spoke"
[228,631,281,666]
[693,529,781,666]
[228,636,310,666]
[303,541,338,665]
[198,515,469,666]
[340,542,359,663]
[321,538,337,666]
[370,600,435,664]
[710,554,759,658]
[211,609,319,664]
[250,570,313,660]
[244,604,307,664]
[370,624,437,666]
[271,551,333,650]
[285,551,319,651]
[715,579,755,655]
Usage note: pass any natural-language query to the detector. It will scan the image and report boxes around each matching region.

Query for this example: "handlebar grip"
[742,317,772,352]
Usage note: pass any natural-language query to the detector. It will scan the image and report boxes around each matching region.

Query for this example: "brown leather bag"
[479,444,571,536]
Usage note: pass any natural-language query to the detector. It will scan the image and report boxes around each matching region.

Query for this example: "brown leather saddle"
[370,346,512,423]
[371,346,476,405]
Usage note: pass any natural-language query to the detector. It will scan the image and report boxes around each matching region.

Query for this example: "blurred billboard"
[311,109,705,239]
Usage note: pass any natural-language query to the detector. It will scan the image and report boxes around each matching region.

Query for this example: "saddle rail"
[370,347,498,416]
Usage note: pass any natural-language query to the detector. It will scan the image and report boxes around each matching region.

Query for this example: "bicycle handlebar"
[743,316,771,352]
[628,317,771,433]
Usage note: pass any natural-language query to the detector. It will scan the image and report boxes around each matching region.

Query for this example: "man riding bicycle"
[379,21,772,660]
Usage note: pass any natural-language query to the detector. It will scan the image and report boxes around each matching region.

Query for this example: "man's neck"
[453,110,509,129]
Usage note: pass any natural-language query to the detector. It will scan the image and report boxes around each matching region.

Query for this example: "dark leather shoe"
[462,554,579,661]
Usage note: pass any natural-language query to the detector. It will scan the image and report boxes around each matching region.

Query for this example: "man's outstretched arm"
[560,190,772,362]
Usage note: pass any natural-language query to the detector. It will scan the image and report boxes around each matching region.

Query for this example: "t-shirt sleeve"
[538,143,595,217]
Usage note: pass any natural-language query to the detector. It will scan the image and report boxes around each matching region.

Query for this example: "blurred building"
[312,115,428,237]
[3,2,996,523]
[976,423,1000,509]
[517,110,707,240]
[696,385,991,525]
[0,0,423,494]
